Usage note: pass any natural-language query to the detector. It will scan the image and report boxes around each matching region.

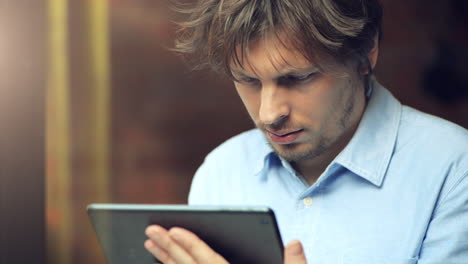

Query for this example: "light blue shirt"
[188,80,468,264]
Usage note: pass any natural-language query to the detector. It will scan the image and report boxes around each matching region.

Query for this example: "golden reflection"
[46,0,72,263]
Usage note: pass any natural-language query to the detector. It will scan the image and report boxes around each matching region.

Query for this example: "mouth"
[266,129,304,144]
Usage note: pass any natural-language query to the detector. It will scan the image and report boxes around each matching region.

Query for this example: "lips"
[267,129,304,144]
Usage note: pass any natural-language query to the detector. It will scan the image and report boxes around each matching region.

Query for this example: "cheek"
[316,77,358,124]
[235,86,261,120]
[292,77,348,125]
[293,82,334,120]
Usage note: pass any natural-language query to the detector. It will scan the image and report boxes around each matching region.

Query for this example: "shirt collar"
[333,79,401,186]
[253,79,401,187]
[253,139,275,181]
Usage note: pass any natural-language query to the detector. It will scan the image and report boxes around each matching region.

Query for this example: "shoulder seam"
[439,168,468,205]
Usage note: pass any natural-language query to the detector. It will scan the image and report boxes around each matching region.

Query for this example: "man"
[144,0,468,263]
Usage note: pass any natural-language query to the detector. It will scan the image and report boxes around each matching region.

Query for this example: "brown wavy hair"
[173,0,382,77]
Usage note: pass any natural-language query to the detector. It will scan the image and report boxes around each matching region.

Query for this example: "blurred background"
[1,0,466,264]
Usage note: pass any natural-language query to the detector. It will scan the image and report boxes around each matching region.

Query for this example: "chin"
[272,142,324,162]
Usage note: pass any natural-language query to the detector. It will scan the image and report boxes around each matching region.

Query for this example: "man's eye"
[289,73,316,82]
[279,72,316,86]
[239,77,259,84]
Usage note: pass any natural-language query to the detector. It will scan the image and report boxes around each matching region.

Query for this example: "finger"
[146,225,196,264]
[284,240,307,264]
[144,239,172,264]
[169,227,229,264]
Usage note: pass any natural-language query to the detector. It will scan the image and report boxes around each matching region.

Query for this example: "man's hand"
[145,225,307,264]
[144,225,228,264]
[283,240,307,264]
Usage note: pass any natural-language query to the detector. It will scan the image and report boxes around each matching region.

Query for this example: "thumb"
[284,240,307,264]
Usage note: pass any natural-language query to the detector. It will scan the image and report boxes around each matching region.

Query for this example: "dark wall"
[377,0,468,127]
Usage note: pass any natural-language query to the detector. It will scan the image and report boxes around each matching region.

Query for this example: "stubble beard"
[260,87,358,163]
[264,128,332,163]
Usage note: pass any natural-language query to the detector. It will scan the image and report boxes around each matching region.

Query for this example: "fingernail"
[170,232,181,242]
[152,226,163,234]
[288,240,303,256]
[147,227,162,242]
[145,239,154,249]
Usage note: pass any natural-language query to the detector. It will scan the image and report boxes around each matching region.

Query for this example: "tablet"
[87,204,284,264]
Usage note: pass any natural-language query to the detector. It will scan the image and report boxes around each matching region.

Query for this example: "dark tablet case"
[88,204,284,264]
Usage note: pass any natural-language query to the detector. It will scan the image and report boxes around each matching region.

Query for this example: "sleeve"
[418,169,468,263]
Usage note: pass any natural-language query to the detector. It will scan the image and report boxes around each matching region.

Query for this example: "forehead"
[230,34,315,76]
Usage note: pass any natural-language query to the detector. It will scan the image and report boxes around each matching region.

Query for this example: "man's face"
[231,36,366,163]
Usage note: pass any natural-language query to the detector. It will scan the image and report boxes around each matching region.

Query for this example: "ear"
[367,35,379,71]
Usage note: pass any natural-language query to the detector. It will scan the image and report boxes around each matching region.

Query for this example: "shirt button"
[303,197,313,208]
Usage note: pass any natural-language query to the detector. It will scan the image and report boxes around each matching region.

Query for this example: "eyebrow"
[231,65,319,81]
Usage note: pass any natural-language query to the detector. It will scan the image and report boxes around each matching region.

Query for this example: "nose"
[259,84,290,125]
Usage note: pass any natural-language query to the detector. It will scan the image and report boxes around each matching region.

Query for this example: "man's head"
[175,0,382,77]
[175,0,382,164]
